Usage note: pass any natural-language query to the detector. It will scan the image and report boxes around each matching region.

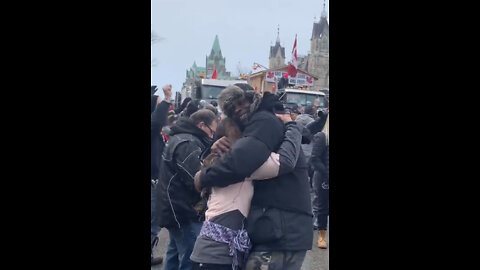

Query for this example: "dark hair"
[210,100,218,107]
[304,105,315,116]
[182,100,201,117]
[284,102,300,114]
[215,117,241,142]
[188,109,216,126]
[175,97,192,114]
[202,117,241,167]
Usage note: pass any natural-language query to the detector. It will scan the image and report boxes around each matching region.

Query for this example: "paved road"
[151,227,328,270]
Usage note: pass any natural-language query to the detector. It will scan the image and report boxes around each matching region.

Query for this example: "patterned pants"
[244,251,307,270]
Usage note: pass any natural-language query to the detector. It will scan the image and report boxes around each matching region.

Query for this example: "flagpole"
[252,62,268,70]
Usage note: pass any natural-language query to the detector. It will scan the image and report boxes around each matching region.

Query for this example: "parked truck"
[277,88,328,113]
[179,78,249,109]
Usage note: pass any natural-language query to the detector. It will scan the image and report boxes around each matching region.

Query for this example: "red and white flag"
[287,35,298,77]
[252,63,261,70]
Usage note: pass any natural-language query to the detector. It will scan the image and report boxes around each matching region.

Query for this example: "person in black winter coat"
[151,85,172,181]
[306,109,328,136]
[194,85,313,270]
[310,115,329,249]
[174,97,192,114]
[150,84,172,265]
[156,109,218,270]
[277,73,289,90]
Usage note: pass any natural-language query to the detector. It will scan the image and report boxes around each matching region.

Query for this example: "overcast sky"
[151,0,329,96]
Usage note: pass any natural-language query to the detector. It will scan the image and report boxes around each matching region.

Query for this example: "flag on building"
[212,68,217,79]
[287,35,298,77]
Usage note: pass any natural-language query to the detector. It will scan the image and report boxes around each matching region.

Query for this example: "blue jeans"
[164,222,202,270]
[151,181,162,257]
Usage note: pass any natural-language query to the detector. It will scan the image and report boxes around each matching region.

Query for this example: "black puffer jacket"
[198,93,313,251]
[306,111,328,136]
[310,131,329,185]
[155,118,213,229]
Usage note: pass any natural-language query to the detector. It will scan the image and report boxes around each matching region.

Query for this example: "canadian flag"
[287,35,298,77]
[306,76,313,84]
[212,68,217,79]
[252,63,261,70]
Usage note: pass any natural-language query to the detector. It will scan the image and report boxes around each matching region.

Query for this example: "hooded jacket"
[306,111,328,136]
[155,118,213,229]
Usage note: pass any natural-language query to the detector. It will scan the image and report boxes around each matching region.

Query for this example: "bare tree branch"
[151,29,164,66]
[151,30,165,45]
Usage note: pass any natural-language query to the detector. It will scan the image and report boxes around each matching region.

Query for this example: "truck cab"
[181,78,249,110]
[278,88,328,112]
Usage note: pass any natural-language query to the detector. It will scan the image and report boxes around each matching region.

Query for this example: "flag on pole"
[287,35,298,77]
[253,62,267,71]
[212,68,217,79]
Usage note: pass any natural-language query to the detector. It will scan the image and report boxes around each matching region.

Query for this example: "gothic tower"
[269,26,286,69]
[307,2,329,89]
[205,35,231,79]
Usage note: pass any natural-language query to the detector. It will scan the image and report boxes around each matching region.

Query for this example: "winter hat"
[218,85,245,118]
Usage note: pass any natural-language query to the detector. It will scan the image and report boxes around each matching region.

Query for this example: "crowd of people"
[150,83,329,270]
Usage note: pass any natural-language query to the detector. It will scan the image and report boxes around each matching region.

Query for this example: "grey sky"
[151,0,329,96]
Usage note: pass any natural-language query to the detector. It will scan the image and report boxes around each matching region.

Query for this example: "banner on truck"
[265,71,313,86]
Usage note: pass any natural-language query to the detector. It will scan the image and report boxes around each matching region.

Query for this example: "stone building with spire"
[265,3,329,90]
[182,35,233,100]
[186,61,206,80]
[206,35,231,79]
[269,26,286,69]
[306,3,329,90]
[185,35,231,81]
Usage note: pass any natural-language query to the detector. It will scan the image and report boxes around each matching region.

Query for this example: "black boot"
[313,215,320,230]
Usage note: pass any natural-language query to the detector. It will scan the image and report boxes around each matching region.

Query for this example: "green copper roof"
[206,58,225,65]
[210,35,222,57]
[191,61,205,73]
[186,62,207,79]
[195,66,206,73]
